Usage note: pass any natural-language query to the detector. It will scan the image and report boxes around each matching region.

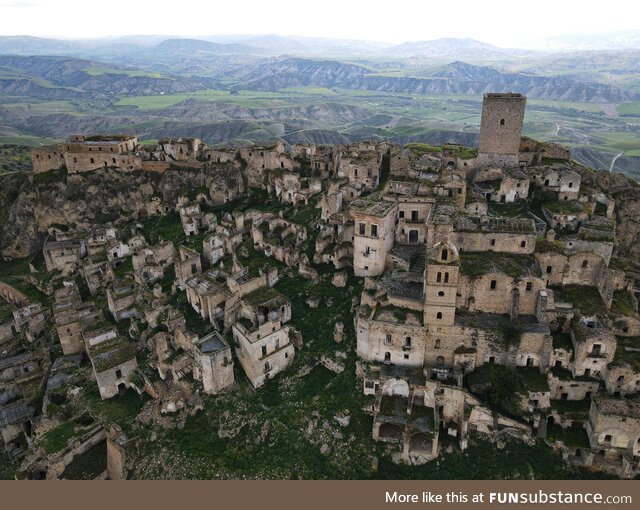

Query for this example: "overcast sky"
[1,0,638,48]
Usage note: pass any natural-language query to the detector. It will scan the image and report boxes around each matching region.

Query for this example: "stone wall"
[31,147,65,174]
[64,152,142,174]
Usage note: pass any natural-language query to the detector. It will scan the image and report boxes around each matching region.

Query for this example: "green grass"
[547,424,590,448]
[113,256,133,277]
[552,286,606,317]
[518,367,550,392]
[115,89,287,110]
[0,256,32,279]
[281,86,338,95]
[610,290,636,317]
[552,331,573,351]
[526,99,606,114]
[550,399,591,419]
[80,386,146,436]
[0,144,32,172]
[612,336,640,371]
[616,102,640,116]
[588,132,640,156]
[459,252,541,279]
[83,66,165,78]
[0,135,60,147]
[487,202,527,218]
[41,420,79,454]
[61,441,107,480]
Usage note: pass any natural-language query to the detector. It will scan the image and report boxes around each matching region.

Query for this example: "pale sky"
[0,0,639,48]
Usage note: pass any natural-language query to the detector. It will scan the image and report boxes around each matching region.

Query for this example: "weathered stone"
[331,271,348,288]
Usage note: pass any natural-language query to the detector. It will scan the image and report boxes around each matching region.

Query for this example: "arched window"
[444,272,449,283]
[500,119,505,126]
[434,339,441,349]
[436,312,443,320]
[436,272,442,283]
[384,352,391,362]
[441,249,448,261]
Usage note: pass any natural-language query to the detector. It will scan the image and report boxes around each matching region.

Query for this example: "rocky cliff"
[0,163,241,258]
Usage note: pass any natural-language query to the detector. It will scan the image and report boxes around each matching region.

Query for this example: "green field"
[588,132,640,156]
[0,135,60,147]
[115,89,289,110]
[83,66,165,78]
[617,102,640,116]
[1,100,77,114]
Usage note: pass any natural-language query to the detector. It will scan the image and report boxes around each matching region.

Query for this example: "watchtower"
[478,93,526,164]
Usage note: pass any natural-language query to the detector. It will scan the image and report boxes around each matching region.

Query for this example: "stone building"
[314,212,354,269]
[192,331,235,394]
[351,197,397,277]
[106,277,141,322]
[13,303,50,342]
[174,246,202,286]
[132,241,175,285]
[168,329,235,394]
[43,237,87,273]
[335,142,385,190]
[157,137,205,160]
[530,168,581,201]
[477,93,526,167]
[393,197,433,246]
[239,142,295,188]
[452,216,537,254]
[203,233,228,267]
[185,269,231,324]
[84,328,138,400]
[232,286,295,388]
[251,213,307,267]
[571,318,617,380]
[585,397,640,478]
[53,284,101,355]
[63,135,140,174]
[604,335,640,397]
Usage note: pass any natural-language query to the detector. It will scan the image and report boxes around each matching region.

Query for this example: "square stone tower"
[478,93,526,166]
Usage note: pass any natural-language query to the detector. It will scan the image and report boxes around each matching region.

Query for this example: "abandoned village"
[1,92,640,480]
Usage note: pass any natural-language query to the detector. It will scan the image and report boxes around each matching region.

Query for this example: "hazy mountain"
[0,36,81,55]
[384,37,532,59]
[201,34,390,55]
[537,30,640,51]
[144,38,260,56]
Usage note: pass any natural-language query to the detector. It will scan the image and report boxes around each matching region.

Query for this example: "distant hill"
[145,38,260,56]
[0,36,80,56]
[0,55,218,99]
[384,37,533,59]
[538,30,640,51]
[236,58,639,102]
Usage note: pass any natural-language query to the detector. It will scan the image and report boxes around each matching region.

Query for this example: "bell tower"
[424,241,459,326]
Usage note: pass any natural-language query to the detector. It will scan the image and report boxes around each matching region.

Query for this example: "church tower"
[424,241,460,326]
